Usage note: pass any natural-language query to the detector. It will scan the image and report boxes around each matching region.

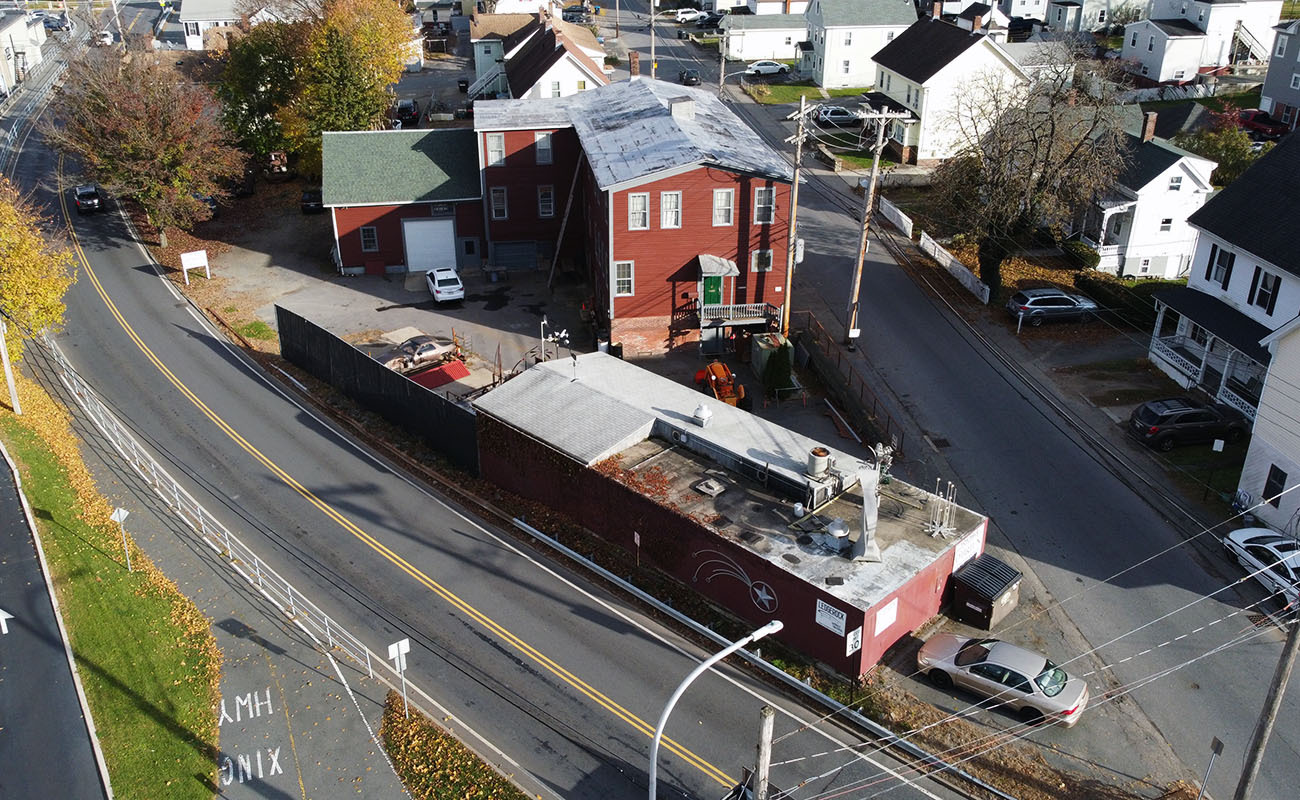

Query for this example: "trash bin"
[949,553,1021,630]
[458,79,469,93]
[609,342,624,359]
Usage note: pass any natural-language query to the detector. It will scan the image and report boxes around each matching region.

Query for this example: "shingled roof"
[1187,133,1300,278]
[813,0,918,27]
[320,129,481,207]
[505,26,607,97]
[871,18,988,84]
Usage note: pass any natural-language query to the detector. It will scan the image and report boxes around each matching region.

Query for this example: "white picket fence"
[919,232,991,305]
[878,197,913,239]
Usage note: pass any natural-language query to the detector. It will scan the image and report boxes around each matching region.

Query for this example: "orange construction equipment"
[694,360,746,406]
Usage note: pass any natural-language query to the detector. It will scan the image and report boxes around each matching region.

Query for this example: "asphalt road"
[0,456,108,799]
[15,124,965,800]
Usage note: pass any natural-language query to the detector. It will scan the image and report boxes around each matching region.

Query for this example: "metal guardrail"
[45,338,377,678]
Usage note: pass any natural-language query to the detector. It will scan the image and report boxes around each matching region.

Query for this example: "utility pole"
[1234,612,1300,800]
[649,1,656,80]
[780,95,809,337]
[718,28,726,93]
[755,705,775,800]
[843,108,911,349]
[0,318,19,416]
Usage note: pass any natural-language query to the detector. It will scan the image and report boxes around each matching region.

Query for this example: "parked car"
[73,184,104,214]
[696,12,724,28]
[397,334,458,368]
[93,30,114,46]
[43,15,71,32]
[1127,396,1248,451]
[814,105,861,127]
[1222,528,1300,606]
[1238,109,1289,139]
[744,60,790,76]
[1003,287,1097,326]
[394,98,421,127]
[916,634,1090,727]
[679,68,702,86]
[425,267,465,303]
[300,189,324,214]
[675,8,707,22]
[562,8,590,22]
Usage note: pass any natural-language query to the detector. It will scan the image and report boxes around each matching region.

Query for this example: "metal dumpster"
[950,553,1021,630]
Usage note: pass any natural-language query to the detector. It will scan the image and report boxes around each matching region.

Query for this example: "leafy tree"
[929,43,1129,296]
[280,0,412,173]
[0,178,76,363]
[1173,109,1272,187]
[218,21,305,159]
[45,51,245,238]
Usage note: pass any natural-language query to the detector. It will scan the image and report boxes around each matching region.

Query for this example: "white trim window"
[490,187,508,220]
[754,187,776,224]
[628,192,649,230]
[842,60,850,75]
[751,249,774,272]
[1159,217,1172,232]
[1169,175,1183,191]
[184,21,200,37]
[1278,35,1289,58]
[660,191,682,228]
[551,81,561,98]
[614,260,634,296]
[1291,73,1300,90]
[538,185,555,218]
[535,132,553,165]
[844,31,852,46]
[360,226,378,252]
[486,132,505,166]
[713,189,734,226]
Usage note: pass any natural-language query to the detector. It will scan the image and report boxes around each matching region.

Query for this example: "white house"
[1003,0,1051,21]
[868,17,1028,163]
[1239,315,1300,532]
[0,11,46,97]
[468,12,607,100]
[1038,0,1142,30]
[1146,133,1300,427]
[1120,0,1280,84]
[178,0,286,50]
[802,0,918,89]
[1067,111,1216,278]
[720,14,806,61]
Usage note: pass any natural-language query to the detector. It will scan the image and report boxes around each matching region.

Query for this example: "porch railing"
[698,302,778,326]
[1151,336,1200,378]
[1217,384,1259,421]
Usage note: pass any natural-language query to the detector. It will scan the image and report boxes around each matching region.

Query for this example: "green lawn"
[1140,88,1262,114]
[742,81,871,105]
[0,406,220,798]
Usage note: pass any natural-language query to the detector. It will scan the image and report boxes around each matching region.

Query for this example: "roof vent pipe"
[852,464,883,563]
[807,446,830,478]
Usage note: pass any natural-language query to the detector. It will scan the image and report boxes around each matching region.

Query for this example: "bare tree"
[929,41,1130,295]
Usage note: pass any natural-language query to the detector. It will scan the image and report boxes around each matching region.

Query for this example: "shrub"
[1060,239,1101,269]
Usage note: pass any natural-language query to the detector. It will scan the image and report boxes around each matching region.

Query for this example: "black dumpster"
[950,553,1021,630]
[458,79,469,93]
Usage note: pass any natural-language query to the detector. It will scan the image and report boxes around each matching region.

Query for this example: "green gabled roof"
[321,128,481,207]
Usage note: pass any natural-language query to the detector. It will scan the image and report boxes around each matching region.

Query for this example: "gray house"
[1260,19,1300,130]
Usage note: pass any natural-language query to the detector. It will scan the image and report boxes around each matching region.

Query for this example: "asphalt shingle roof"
[321,129,481,207]
[1117,134,1185,191]
[1150,18,1205,37]
[871,18,987,84]
[814,0,919,28]
[1188,132,1300,279]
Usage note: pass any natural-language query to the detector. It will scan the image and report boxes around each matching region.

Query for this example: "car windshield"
[1035,660,1068,696]
[954,638,995,667]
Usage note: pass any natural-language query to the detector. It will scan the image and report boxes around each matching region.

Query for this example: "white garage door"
[402,218,456,272]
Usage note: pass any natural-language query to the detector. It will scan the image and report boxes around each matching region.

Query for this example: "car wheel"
[1018,706,1045,725]
[1226,428,1245,444]
[927,670,953,690]
[1156,436,1176,452]
[1029,314,1044,327]
[778,66,789,74]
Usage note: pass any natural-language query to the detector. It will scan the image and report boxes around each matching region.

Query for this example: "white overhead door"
[402,218,457,272]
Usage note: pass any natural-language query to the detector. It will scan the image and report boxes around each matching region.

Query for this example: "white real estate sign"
[815,598,847,636]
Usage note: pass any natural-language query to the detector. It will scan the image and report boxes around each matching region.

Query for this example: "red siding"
[608,168,791,321]
[333,201,483,274]
[481,128,583,246]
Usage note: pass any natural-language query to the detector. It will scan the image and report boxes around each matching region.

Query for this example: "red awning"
[409,359,470,389]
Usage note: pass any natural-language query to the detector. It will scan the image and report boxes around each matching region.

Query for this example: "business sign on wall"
[815,598,847,636]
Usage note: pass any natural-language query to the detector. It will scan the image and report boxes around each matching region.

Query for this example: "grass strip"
[1,374,220,799]
[380,691,528,800]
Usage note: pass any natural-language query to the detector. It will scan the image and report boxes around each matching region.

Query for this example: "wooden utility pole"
[755,705,775,800]
[0,319,19,416]
[1234,612,1300,800]
[649,2,656,79]
[844,108,911,348]
[780,96,808,337]
[718,28,726,93]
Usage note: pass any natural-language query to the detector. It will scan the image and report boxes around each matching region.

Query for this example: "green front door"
[703,276,722,305]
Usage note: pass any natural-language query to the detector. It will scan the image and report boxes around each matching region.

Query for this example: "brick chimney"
[972,13,983,30]
[629,50,640,77]
[933,1,942,18]
[1142,111,1158,142]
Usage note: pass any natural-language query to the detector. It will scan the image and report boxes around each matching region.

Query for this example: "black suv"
[73,184,104,214]
[1128,397,1249,452]
[394,98,421,127]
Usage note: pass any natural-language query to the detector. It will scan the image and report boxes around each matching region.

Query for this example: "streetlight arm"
[648,621,783,799]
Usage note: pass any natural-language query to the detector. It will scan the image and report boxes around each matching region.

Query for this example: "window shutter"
[1268,279,1280,314]
[1248,266,1261,305]
[1206,244,1217,281]
[1221,252,1235,290]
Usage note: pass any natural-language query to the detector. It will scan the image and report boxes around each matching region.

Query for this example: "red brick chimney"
[972,13,983,30]
[933,1,942,18]
[1142,111,1158,142]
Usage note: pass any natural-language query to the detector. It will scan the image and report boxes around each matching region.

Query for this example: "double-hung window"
[490,187,508,220]
[1249,267,1281,314]
[751,250,774,272]
[551,81,561,98]
[713,189,734,226]
[360,226,378,252]
[660,191,682,228]
[1206,243,1235,289]
[535,132,553,165]
[614,261,634,296]
[1159,218,1173,232]
[1169,175,1182,191]
[628,193,649,230]
[486,133,505,166]
[538,186,555,218]
[754,187,775,224]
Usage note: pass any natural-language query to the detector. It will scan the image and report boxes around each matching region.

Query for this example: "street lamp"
[647,620,784,800]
